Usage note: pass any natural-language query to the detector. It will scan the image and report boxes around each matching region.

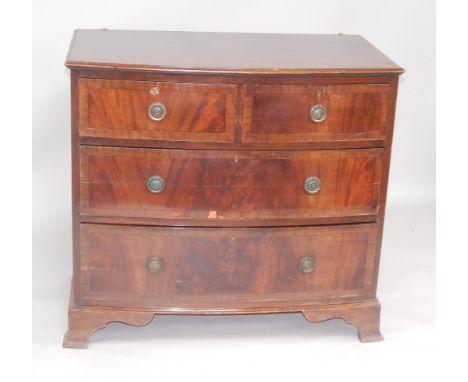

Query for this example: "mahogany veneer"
[80,146,383,224]
[64,30,403,348]
[242,84,390,143]
[79,79,236,142]
[78,224,379,307]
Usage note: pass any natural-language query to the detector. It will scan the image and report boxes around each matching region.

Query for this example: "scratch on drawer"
[208,210,217,218]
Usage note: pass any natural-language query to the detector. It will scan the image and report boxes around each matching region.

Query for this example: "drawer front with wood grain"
[78,224,379,308]
[78,79,237,142]
[79,146,383,225]
[242,84,390,144]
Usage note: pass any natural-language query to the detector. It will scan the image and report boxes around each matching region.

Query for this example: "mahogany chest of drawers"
[63,30,403,348]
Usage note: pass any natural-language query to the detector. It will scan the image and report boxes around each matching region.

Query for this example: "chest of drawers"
[63,30,403,348]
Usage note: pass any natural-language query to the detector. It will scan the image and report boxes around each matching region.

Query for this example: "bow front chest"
[64,30,403,347]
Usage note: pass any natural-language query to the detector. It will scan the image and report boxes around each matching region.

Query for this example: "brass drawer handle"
[147,175,165,193]
[309,104,327,123]
[304,176,321,194]
[299,256,316,273]
[148,102,167,121]
[146,257,165,274]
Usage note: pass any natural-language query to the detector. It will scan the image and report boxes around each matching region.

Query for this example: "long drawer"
[78,223,379,308]
[79,146,383,225]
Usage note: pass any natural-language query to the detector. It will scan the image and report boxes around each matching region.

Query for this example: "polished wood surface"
[78,224,378,307]
[77,72,398,150]
[64,300,382,348]
[80,146,383,224]
[79,79,236,142]
[64,304,155,349]
[64,31,403,347]
[302,300,383,342]
[66,30,403,75]
[242,84,390,144]
[80,78,391,145]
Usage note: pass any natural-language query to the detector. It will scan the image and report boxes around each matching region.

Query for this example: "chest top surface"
[66,29,403,75]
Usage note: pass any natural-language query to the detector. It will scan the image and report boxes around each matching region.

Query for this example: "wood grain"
[75,71,397,150]
[78,224,379,308]
[63,304,155,348]
[242,84,390,144]
[63,299,382,348]
[302,299,383,342]
[79,79,236,142]
[66,30,403,75]
[79,146,383,224]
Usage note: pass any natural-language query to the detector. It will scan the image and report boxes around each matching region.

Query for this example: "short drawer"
[80,146,383,225]
[242,84,391,144]
[78,79,236,142]
[78,224,378,308]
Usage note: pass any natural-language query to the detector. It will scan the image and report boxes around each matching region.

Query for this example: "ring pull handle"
[148,102,167,121]
[309,104,327,123]
[147,175,165,193]
[146,257,165,274]
[304,176,321,194]
[299,256,316,273]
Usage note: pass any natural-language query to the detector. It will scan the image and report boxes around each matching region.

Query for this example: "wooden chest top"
[66,29,403,75]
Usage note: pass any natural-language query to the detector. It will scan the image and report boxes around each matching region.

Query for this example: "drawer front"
[79,79,236,142]
[80,146,383,224]
[78,224,378,308]
[242,84,390,143]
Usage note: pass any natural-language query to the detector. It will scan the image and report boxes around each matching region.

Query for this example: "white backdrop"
[32,1,435,380]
